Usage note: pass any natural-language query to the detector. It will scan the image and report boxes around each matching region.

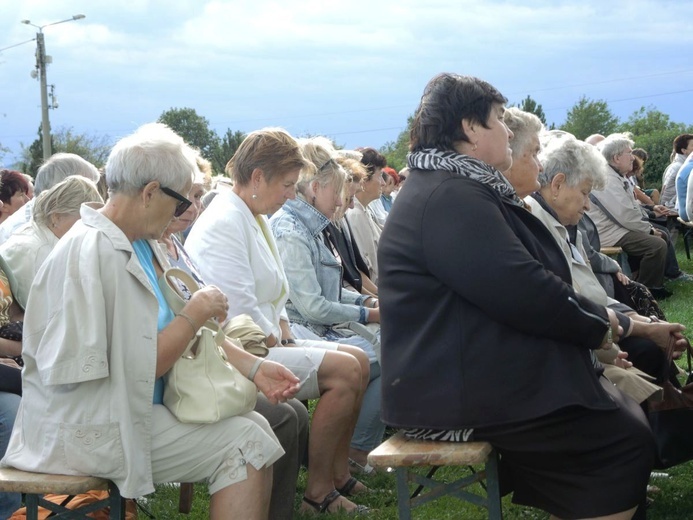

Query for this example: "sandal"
[336,476,367,497]
[348,458,376,475]
[302,490,370,515]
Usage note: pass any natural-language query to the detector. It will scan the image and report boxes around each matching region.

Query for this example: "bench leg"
[25,493,39,520]
[486,449,503,520]
[395,468,412,520]
[109,482,126,520]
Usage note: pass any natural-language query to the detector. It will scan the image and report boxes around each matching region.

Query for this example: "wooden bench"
[599,246,622,256]
[0,467,125,519]
[367,432,502,519]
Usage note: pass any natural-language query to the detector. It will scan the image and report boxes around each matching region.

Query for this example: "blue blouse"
[133,239,175,404]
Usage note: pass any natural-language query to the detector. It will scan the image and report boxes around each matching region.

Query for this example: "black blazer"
[378,168,616,430]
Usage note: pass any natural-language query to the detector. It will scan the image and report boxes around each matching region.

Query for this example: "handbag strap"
[158,268,226,352]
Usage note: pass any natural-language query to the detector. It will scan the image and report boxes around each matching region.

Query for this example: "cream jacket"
[185,190,289,339]
[345,198,382,283]
[0,220,58,310]
[1,205,159,498]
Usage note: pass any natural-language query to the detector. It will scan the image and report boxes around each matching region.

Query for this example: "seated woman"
[269,137,386,474]
[331,156,378,296]
[185,129,371,515]
[378,73,656,520]
[0,176,103,310]
[157,165,309,520]
[0,171,31,226]
[1,123,299,520]
[345,149,386,283]
[503,109,683,391]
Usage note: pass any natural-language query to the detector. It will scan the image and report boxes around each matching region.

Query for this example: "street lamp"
[21,14,86,161]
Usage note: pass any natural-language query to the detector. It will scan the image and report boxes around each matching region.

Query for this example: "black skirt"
[406,377,655,519]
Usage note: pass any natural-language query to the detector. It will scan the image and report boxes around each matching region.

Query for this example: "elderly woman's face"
[166,183,205,235]
[473,104,513,172]
[257,169,300,215]
[505,134,542,198]
[361,168,384,203]
[552,177,593,227]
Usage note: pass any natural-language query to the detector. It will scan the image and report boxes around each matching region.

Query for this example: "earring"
[312,196,317,206]
[472,142,478,151]
[252,194,258,200]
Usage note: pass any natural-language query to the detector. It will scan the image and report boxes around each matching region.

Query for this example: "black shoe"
[650,286,673,300]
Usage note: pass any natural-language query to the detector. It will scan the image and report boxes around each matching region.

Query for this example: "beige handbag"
[223,314,269,358]
[159,268,257,423]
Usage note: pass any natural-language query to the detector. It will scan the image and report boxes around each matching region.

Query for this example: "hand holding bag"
[648,339,693,468]
[159,268,257,423]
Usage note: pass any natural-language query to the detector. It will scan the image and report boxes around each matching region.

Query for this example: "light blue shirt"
[133,239,174,404]
[676,162,693,221]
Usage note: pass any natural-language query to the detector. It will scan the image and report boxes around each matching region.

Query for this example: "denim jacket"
[270,197,369,336]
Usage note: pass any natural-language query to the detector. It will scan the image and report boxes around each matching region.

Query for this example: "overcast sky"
[1,0,692,168]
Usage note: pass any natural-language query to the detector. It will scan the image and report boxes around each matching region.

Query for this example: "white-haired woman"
[186,128,371,515]
[1,123,300,520]
[0,176,103,310]
[269,137,385,483]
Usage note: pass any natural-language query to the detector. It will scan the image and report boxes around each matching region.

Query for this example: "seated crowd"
[0,72,692,520]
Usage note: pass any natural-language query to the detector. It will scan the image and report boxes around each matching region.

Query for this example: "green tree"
[514,95,546,125]
[17,126,109,177]
[158,107,219,159]
[209,129,246,174]
[380,115,414,172]
[619,106,685,137]
[560,96,619,140]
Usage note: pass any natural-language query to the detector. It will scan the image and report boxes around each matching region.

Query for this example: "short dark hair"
[356,147,387,176]
[673,134,693,155]
[0,169,30,204]
[410,73,507,153]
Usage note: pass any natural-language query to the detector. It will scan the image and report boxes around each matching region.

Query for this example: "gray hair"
[33,175,103,227]
[105,123,198,195]
[297,137,346,197]
[539,136,608,191]
[597,133,634,165]
[504,107,544,159]
[34,153,100,196]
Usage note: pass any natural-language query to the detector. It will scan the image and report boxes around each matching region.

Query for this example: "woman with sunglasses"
[2,124,300,520]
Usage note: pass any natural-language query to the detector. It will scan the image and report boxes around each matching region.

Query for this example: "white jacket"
[185,190,289,339]
[1,206,159,498]
[0,220,58,310]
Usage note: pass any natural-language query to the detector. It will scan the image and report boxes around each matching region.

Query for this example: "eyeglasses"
[160,186,192,217]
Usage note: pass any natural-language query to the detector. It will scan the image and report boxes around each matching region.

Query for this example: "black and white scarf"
[408,148,524,206]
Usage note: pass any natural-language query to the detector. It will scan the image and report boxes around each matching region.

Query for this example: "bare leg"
[301,350,362,513]
[550,506,638,520]
[210,464,272,520]
[333,345,369,491]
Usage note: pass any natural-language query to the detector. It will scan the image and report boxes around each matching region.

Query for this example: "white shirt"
[0,199,34,245]
[345,197,382,283]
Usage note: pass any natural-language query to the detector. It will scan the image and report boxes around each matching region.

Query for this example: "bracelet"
[176,312,198,339]
[280,338,296,345]
[248,358,265,382]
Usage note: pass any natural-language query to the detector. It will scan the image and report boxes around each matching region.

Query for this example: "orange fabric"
[9,490,137,519]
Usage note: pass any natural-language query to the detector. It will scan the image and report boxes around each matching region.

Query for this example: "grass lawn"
[140,243,693,519]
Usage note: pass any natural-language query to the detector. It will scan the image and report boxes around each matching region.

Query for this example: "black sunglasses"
[160,186,192,217]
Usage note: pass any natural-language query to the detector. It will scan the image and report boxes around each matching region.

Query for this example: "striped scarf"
[408,148,524,206]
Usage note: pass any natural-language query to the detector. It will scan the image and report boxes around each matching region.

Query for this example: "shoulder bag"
[648,339,693,468]
[158,268,257,423]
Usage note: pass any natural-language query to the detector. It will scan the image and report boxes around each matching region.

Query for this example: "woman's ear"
[141,181,159,208]
[461,118,476,139]
[250,168,264,186]
[550,173,566,198]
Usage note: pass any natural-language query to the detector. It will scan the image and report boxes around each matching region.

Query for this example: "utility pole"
[21,14,85,161]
